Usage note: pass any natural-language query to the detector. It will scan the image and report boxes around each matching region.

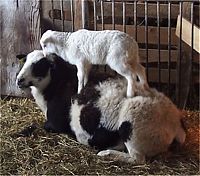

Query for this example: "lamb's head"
[16,50,52,90]
[40,30,66,57]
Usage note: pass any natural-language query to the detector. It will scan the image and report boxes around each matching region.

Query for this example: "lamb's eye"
[43,44,46,48]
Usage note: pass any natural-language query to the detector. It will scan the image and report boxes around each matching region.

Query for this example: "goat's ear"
[49,60,56,70]
[16,54,27,65]
[16,54,27,60]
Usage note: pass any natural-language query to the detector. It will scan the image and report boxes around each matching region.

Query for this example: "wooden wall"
[0,0,41,97]
[1,0,199,107]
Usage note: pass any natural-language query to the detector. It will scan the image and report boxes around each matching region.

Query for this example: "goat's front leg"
[97,149,145,164]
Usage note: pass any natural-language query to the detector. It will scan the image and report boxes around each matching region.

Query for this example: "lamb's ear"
[16,54,27,60]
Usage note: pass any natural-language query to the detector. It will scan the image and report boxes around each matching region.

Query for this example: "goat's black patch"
[46,94,75,137]
[32,58,51,78]
[43,54,78,101]
[119,121,132,142]
[80,105,101,135]
[39,54,77,135]
[88,127,120,150]
[72,86,100,105]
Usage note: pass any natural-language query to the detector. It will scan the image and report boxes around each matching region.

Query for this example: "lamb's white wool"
[40,29,149,97]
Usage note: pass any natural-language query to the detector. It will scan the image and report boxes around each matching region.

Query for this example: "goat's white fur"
[94,79,186,163]
[40,29,149,97]
[16,51,49,116]
[16,50,186,164]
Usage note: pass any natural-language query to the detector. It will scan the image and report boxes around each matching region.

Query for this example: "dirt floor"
[0,97,199,175]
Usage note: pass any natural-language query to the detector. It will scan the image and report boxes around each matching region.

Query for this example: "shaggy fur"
[16,50,186,164]
[40,29,149,97]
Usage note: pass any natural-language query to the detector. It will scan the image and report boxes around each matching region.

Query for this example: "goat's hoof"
[97,150,112,156]
[44,122,56,133]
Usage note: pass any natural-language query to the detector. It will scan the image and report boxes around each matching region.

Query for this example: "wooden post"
[176,2,193,109]
[74,0,83,30]
[74,0,90,30]
[0,0,40,97]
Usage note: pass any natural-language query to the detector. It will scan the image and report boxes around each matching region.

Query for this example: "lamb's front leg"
[83,63,91,87]
[77,62,91,94]
[77,63,85,94]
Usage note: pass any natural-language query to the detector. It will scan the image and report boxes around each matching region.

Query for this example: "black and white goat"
[16,50,186,164]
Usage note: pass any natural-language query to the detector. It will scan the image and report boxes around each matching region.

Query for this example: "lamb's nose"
[17,78,25,85]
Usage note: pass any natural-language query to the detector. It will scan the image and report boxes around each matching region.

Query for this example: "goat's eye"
[38,77,42,81]
[43,44,46,48]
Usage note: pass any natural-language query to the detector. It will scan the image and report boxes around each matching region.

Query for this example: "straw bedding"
[0,97,199,175]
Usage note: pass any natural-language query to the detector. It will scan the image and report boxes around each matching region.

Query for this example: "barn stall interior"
[0,0,199,175]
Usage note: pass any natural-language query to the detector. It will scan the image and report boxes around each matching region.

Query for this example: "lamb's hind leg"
[124,74,137,98]
[110,63,137,98]
[77,63,85,94]
[136,64,149,90]
[83,63,91,87]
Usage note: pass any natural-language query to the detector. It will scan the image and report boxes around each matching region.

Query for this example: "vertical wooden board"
[0,0,40,97]
[74,0,83,30]
[176,15,200,54]
[175,2,193,109]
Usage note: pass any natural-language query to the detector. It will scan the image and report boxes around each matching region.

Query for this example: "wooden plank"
[40,0,72,32]
[176,15,200,54]
[96,2,179,19]
[1,0,40,97]
[97,24,178,45]
[139,49,178,63]
[193,52,200,64]
[49,9,71,21]
[147,68,176,84]
[74,0,83,30]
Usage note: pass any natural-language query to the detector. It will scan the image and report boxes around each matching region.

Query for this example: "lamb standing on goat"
[16,50,186,164]
[40,29,149,97]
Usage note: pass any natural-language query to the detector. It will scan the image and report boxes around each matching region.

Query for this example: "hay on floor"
[0,97,199,175]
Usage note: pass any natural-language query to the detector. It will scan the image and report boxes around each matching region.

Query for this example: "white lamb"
[40,29,149,97]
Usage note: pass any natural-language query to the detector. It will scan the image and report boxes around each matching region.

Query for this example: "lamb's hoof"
[126,93,135,98]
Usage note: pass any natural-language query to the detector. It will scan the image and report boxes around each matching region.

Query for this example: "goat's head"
[16,50,53,90]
